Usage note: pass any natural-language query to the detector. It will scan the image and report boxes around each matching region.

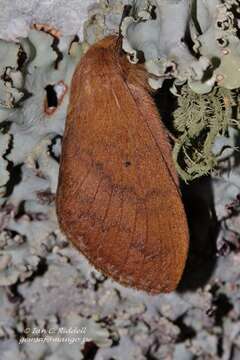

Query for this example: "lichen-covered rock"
[0,0,97,42]
[0,134,11,193]
[0,39,25,111]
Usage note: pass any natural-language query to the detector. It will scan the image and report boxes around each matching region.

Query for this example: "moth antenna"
[115,34,124,55]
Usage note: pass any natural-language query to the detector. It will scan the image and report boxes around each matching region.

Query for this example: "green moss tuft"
[172,85,238,181]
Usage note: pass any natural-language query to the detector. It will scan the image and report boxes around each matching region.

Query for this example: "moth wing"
[56,41,189,293]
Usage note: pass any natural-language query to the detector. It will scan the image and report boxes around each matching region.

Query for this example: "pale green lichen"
[0,40,25,110]
[190,0,240,92]
[122,0,240,93]
[172,85,238,181]
[0,133,11,194]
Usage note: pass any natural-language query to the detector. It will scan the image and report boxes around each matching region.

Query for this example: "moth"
[56,35,189,294]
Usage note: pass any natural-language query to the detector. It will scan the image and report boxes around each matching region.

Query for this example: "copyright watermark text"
[19,326,90,345]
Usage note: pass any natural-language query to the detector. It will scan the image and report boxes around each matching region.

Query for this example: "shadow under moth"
[56,35,189,294]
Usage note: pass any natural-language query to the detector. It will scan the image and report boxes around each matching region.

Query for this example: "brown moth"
[56,35,189,294]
